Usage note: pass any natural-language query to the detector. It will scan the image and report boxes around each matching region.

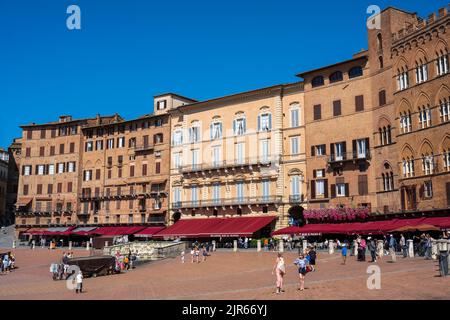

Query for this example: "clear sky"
[0,0,447,148]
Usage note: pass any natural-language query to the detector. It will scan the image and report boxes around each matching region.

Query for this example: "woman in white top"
[272,253,286,294]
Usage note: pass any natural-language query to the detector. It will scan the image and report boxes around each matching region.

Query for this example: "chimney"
[96,114,101,125]
[438,7,447,18]
[59,115,72,123]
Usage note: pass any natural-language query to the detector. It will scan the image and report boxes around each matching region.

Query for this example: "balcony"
[79,190,167,201]
[327,150,371,167]
[289,194,305,204]
[172,196,282,209]
[133,143,154,153]
[179,156,278,174]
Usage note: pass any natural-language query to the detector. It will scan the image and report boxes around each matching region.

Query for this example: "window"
[173,129,183,146]
[379,125,392,146]
[397,68,409,91]
[329,71,343,83]
[69,142,75,153]
[85,141,93,152]
[96,140,103,150]
[235,142,244,165]
[422,155,434,175]
[235,181,245,201]
[291,175,300,196]
[311,76,324,87]
[313,104,321,120]
[440,98,450,122]
[155,162,161,174]
[415,60,428,84]
[212,183,220,203]
[23,184,29,195]
[399,111,412,133]
[258,113,272,132]
[260,139,270,162]
[129,165,135,177]
[315,180,325,197]
[348,66,363,78]
[377,33,383,50]
[37,165,45,175]
[39,146,45,157]
[128,138,136,148]
[210,122,223,139]
[191,149,199,169]
[443,148,450,171]
[262,180,269,200]
[418,106,432,128]
[336,183,346,197]
[378,90,386,106]
[117,137,125,148]
[95,169,101,180]
[51,129,56,138]
[334,142,345,161]
[189,123,201,142]
[424,181,433,198]
[47,184,53,194]
[57,183,62,193]
[57,163,65,174]
[315,169,325,178]
[48,164,55,175]
[290,108,299,127]
[212,146,221,167]
[355,138,369,158]
[157,100,167,110]
[333,100,341,116]
[358,175,368,195]
[107,138,114,149]
[402,158,415,177]
[191,185,198,204]
[155,118,163,127]
[436,50,449,76]
[50,146,55,156]
[36,184,42,195]
[67,182,72,193]
[23,165,31,176]
[311,145,325,156]
[355,95,364,112]
[25,147,31,157]
[233,117,246,136]
[173,187,181,206]
[173,152,182,169]
[67,162,75,173]
[84,170,92,181]
[59,144,65,154]
[379,56,384,69]
[290,136,299,155]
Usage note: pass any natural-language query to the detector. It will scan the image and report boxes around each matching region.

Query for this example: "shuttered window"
[358,175,368,195]
[355,95,364,111]
[333,100,341,116]
[313,104,321,120]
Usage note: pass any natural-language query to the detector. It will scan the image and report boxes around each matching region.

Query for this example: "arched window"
[379,56,384,69]
[189,121,201,143]
[210,119,222,140]
[382,163,394,191]
[377,33,383,51]
[443,147,450,171]
[421,153,435,175]
[172,127,183,146]
[436,48,449,76]
[311,76,324,88]
[415,58,428,84]
[233,115,246,136]
[348,66,363,78]
[418,105,432,129]
[439,97,450,123]
[397,66,409,90]
[329,71,343,83]
[257,112,272,132]
[399,111,412,133]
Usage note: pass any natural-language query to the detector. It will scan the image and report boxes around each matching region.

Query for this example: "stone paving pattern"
[0,248,449,300]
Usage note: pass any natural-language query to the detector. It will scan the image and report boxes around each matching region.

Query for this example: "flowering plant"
[303,207,370,222]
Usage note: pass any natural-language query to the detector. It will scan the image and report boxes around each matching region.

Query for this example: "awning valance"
[88,226,146,236]
[134,227,166,237]
[153,216,276,239]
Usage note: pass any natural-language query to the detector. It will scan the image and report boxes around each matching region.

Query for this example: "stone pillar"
[233,240,238,252]
[302,239,307,253]
[377,240,384,258]
[212,240,216,252]
[68,241,72,251]
[12,240,16,249]
[328,240,334,254]
[32,240,35,250]
[257,240,261,252]
[105,241,109,248]
[353,240,358,256]
[432,240,438,260]
[86,241,90,251]
[279,239,284,252]
[407,239,414,258]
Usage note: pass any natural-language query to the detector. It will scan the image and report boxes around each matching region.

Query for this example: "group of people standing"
[272,246,316,294]
[182,244,210,263]
[0,252,15,274]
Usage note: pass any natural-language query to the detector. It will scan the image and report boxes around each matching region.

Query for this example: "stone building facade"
[0,149,8,225]
[5,139,21,226]
[168,83,306,230]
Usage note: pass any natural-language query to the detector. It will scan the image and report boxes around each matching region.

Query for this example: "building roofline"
[173,82,304,112]
[295,55,368,78]
[381,6,416,16]
[20,115,122,129]
[153,92,198,102]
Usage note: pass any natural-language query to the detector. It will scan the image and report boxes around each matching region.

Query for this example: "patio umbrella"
[390,224,440,233]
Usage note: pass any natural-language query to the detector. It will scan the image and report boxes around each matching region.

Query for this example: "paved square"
[0,248,449,300]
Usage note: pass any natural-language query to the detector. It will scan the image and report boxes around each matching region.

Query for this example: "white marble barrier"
[212,240,216,252]
[431,240,438,260]
[86,241,90,251]
[407,239,414,258]
[302,239,307,253]
[257,240,261,252]
[68,241,72,251]
[279,239,284,252]
[12,240,16,249]
[328,240,334,254]
[233,240,238,252]
[353,240,358,256]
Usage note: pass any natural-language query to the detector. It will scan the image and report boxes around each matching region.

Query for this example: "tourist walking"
[400,234,407,258]
[194,246,200,263]
[202,246,208,262]
[272,253,286,294]
[367,237,376,263]
[307,246,317,271]
[389,234,397,262]
[75,271,83,293]
[341,243,348,265]
[424,234,433,260]
[190,247,195,263]
[294,253,308,291]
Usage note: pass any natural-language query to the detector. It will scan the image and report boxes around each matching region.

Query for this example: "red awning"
[271,217,450,236]
[134,227,166,237]
[70,227,98,236]
[88,226,146,236]
[154,216,277,239]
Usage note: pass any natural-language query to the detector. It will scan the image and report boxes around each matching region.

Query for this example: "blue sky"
[0,0,446,148]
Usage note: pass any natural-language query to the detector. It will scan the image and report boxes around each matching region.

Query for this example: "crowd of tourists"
[114,250,137,271]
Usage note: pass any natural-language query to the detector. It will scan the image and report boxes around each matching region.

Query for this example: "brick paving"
[0,247,449,300]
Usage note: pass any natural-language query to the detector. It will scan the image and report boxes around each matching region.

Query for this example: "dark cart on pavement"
[67,256,117,278]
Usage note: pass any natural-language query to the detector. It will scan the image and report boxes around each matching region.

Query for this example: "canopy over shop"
[271,217,450,236]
